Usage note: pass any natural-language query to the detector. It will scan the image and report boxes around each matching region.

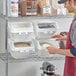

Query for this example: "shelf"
[0,14,73,22]
[8,15,73,21]
[0,53,65,63]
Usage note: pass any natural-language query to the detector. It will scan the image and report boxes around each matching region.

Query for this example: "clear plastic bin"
[52,0,67,15]
[8,22,35,40]
[35,39,60,57]
[33,21,58,39]
[8,39,36,59]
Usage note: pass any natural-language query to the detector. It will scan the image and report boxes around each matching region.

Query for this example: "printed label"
[43,7,51,14]
[26,12,37,15]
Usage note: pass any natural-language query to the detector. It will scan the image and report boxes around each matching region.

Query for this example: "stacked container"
[52,0,67,15]
[20,0,38,16]
[8,39,36,58]
[33,21,58,39]
[8,22,35,40]
[33,20,59,57]
[35,39,60,57]
[8,22,36,59]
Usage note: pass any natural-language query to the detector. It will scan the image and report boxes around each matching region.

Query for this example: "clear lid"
[8,22,34,33]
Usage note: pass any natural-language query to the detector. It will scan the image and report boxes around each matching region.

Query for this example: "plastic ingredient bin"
[8,39,36,59]
[33,21,58,39]
[35,39,60,57]
[8,22,35,40]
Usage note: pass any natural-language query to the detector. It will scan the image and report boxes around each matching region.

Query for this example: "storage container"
[20,0,38,16]
[8,39,36,59]
[8,22,35,40]
[38,0,52,16]
[52,0,67,15]
[35,39,60,57]
[34,21,58,39]
[10,0,19,17]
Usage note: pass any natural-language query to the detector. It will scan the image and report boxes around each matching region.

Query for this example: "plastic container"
[33,21,58,39]
[57,4,67,16]
[52,0,59,15]
[52,0,67,15]
[8,22,35,40]
[10,0,18,17]
[35,39,60,57]
[38,0,52,16]
[20,0,38,16]
[8,39,36,59]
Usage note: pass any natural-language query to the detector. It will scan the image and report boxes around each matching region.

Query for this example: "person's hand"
[51,35,67,41]
[47,46,58,54]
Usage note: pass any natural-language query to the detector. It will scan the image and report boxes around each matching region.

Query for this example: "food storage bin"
[35,39,60,57]
[52,0,67,15]
[8,22,35,40]
[20,0,38,16]
[33,21,58,39]
[8,39,36,59]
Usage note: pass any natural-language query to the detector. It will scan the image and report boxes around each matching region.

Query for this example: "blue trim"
[70,48,76,56]
[11,1,18,4]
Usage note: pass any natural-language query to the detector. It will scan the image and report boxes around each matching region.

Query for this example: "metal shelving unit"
[0,53,65,63]
[8,15,73,19]
[8,15,73,22]
[0,0,73,76]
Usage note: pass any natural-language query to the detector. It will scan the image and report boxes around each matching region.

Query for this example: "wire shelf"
[0,53,65,63]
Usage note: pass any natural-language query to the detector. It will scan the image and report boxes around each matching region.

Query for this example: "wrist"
[55,48,61,54]
[56,49,74,57]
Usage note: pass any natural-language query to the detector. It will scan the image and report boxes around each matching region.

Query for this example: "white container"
[57,8,67,15]
[8,39,36,59]
[10,0,18,17]
[8,22,35,40]
[52,0,60,15]
[34,21,58,39]
[35,39,60,57]
[57,4,67,15]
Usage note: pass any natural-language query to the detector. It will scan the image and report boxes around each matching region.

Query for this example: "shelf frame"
[0,0,72,76]
[0,53,65,63]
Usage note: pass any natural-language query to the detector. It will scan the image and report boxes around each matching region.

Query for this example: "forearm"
[56,49,74,57]
[48,48,74,57]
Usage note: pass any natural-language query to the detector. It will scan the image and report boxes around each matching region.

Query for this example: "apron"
[63,18,76,76]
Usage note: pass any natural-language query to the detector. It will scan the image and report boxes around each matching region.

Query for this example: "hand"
[51,35,67,41]
[47,46,58,54]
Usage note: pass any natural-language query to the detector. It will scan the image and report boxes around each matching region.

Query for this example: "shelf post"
[5,0,8,75]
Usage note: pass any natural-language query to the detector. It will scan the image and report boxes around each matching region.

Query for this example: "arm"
[48,24,76,57]
[47,47,74,57]
[47,25,76,57]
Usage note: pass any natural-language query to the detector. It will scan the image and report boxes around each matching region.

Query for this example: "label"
[38,23,55,29]
[57,8,67,15]
[26,12,37,15]
[43,7,51,14]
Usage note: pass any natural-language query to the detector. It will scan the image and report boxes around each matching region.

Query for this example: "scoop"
[41,43,52,49]
[40,42,54,57]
